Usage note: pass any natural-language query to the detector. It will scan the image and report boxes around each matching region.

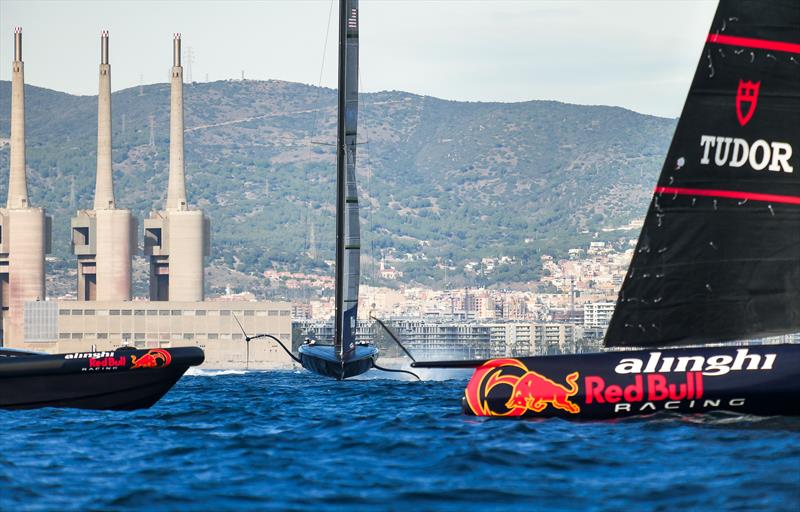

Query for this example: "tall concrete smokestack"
[94,30,114,210]
[8,27,29,209]
[166,33,187,211]
[144,33,209,302]
[71,30,136,302]
[1,28,52,347]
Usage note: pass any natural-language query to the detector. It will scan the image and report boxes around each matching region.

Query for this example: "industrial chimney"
[0,28,53,347]
[144,33,209,302]
[166,33,187,211]
[71,31,136,302]
[8,27,28,209]
[94,30,114,210]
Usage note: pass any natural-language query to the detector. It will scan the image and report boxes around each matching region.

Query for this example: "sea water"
[1,371,798,511]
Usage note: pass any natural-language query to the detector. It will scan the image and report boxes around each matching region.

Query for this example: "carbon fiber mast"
[298,0,378,379]
[334,0,361,363]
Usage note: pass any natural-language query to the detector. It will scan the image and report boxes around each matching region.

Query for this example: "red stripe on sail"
[707,34,800,54]
[655,186,800,206]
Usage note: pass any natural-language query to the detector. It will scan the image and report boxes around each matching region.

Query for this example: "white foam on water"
[186,368,250,377]
[361,363,471,382]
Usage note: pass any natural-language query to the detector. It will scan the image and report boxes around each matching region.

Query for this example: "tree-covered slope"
[0,79,675,294]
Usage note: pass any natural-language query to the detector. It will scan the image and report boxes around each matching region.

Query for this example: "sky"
[0,0,718,118]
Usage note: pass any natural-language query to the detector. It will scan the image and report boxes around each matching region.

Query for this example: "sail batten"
[605,0,800,348]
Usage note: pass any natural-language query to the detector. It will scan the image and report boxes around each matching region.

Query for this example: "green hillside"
[0,79,675,297]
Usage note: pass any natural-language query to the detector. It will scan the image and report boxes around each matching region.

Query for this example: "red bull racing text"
[462,345,799,420]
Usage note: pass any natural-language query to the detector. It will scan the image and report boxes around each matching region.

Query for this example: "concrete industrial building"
[0,31,292,368]
[24,300,292,369]
[0,28,52,345]
[71,31,137,301]
[144,33,210,302]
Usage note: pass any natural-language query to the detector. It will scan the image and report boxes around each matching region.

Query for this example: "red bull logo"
[465,359,580,417]
[131,349,172,370]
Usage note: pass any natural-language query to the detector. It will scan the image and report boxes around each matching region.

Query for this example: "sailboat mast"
[334,0,362,361]
[333,0,347,359]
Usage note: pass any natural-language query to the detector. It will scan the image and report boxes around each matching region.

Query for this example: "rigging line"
[370,315,416,362]
[373,362,421,381]
[318,0,336,88]
[357,54,376,280]
[248,334,302,365]
[302,0,337,262]
[232,313,301,364]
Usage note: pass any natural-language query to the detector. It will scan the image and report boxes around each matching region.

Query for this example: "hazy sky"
[0,1,718,118]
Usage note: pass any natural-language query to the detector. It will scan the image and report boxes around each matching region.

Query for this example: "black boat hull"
[298,344,377,380]
[0,347,204,410]
[419,344,800,420]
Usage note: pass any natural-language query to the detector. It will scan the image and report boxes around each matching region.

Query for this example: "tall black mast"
[334,0,361,361]
[333,0,346,358]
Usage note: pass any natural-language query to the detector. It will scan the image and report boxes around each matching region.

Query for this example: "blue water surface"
[1,370,799,511]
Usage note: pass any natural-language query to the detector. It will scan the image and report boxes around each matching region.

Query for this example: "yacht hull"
[0,347,204,410]
[299,344,378,380]
[416,344,800,420]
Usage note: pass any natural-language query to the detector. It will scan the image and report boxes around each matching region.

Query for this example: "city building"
[583,301,616,329]
[390,318,491,359]
[488,322,578,357]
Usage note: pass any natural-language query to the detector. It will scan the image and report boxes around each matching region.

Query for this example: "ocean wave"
[1,372,798,511]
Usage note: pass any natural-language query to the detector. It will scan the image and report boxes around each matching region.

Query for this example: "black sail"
[605,0,800,348]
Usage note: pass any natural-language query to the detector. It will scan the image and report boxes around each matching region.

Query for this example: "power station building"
[71,31,136,302]
[2,30,290,369]
[144,33,210,302]
[0,28,52,344]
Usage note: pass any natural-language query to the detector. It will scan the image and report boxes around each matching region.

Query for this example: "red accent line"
[655,186,800,205]
[707,33,800,54]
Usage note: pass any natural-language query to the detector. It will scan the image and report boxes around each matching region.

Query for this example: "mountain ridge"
[0,79,675,298]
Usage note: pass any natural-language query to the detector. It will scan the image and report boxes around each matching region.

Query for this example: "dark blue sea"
[2,370,799,511]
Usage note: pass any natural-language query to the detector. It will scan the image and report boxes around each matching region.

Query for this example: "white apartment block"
[583,301,616,329]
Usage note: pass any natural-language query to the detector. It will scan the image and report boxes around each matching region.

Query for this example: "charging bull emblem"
[464,358,580,416]
[131,349,172,370]
[735,79,760,127]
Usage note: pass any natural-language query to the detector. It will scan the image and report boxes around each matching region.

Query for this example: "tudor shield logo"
[736,79,760,127]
